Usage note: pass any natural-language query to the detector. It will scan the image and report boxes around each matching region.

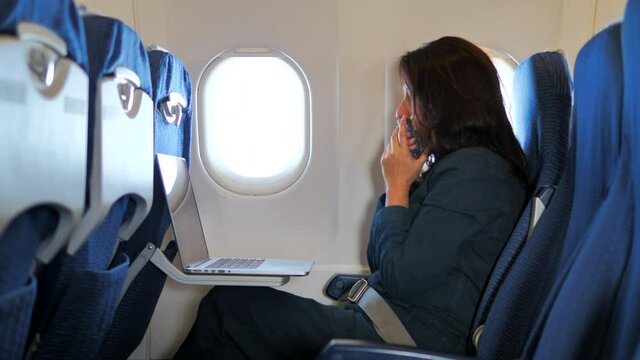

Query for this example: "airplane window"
[483,48,518,128]
[198,48,310,195]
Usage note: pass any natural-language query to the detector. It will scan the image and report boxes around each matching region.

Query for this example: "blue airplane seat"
[512,52,572,190]
[146,50,193,165]
[97,49,193,360]
[556,40,625,269]
[519,23,629,360]
[0,213,57,360]
[27,15,153,360]
[469,51,572,356]
[0,0,88,358]
[598,1,640,358]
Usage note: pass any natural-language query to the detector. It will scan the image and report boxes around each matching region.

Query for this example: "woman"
[175,36,526,359]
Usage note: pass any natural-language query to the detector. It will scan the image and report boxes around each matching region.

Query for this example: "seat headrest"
[82,14,152,172]
[148,50,193,163]
[83,14,152,97]
[0,0,88,70]
[513,51,572,189]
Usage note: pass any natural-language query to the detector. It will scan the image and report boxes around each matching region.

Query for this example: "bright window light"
[198,49,310,195]
[482,47,518,129]
[492,57,517,127]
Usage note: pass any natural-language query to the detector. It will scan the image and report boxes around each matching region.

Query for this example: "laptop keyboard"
[207,258,265,269]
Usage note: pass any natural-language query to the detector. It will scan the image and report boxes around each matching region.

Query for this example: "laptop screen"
[157,154,209,266]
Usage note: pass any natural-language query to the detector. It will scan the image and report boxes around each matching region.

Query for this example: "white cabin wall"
[559,0,628,69]
[78,0,136,29]
[595,0,628,30]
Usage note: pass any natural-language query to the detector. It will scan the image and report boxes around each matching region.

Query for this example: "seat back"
[518,23,627,359]
[605,1,640,358]
[0,0,88,358]
[513,52,572,190]
[27,15,153,360]
[97,48,193,360]
[470,51,572,355]
[0,0,89,264]
[65,15,154,255]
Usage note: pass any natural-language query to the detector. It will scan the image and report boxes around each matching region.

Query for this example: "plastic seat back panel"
[98,49,193,360]
[30,15,153,360]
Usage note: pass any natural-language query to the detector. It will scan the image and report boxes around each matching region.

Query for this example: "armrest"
[324,274,368,300]
[317,339,472,360]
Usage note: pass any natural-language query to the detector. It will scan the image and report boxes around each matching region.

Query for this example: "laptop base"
[123,243,290,293]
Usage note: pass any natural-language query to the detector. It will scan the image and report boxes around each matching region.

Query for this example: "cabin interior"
[0,0,637,359]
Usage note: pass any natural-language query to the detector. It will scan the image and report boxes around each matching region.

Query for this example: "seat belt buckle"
[347,278,369,303]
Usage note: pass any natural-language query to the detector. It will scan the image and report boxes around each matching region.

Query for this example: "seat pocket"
[0,278,37,360]
[98,241,178,360]
[35,254,129,360]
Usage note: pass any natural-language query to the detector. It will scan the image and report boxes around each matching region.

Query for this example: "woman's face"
[395,83,414,121]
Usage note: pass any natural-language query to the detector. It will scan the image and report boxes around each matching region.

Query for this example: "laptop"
[157,154,313,276]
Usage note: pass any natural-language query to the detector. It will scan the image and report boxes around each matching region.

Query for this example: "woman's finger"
[398,116,408,146]
[390,126,400,154]
[381,143,389,162]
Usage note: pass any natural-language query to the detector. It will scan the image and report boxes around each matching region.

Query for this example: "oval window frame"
[196,47,312,196]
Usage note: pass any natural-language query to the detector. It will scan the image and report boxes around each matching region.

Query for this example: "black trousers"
[174,286,382,360]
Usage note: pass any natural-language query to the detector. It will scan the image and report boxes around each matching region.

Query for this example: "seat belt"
[346,279,417,347]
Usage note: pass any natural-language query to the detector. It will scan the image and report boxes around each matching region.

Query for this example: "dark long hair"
[399,36,527,183]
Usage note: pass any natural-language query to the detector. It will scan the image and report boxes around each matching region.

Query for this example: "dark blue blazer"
[367,147,526,354]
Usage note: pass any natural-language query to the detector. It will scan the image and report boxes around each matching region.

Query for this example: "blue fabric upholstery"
[478,158,574,360]
[512,52,572,189]
[147,50,193,165]
[98,242,178,360]
[97,50,193,360]
[485,25,624,360]
[0,208,57,296]
[83,14,152,184]
[557,28,625,267]
[0,0,88,70]
[0,279,37,360]
[603,1,640,358]
[83,15,151,96]
[0,210,57,359]
[518,23,627,360]
[470,52,572,358]
[532,151,631,359]
[28,15,152,360]
[31,201,129,360]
